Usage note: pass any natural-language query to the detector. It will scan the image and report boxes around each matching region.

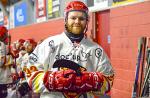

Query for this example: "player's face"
[24,42,34,53]
[66,11,87,34]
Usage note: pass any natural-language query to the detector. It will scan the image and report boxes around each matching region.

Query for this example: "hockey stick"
[141,64,150,96]
[138,37,147,96]
[132,37,144,98]
[53,59,86,76]
[141,47,150,96]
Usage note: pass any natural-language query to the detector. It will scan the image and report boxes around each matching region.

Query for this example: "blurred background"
[0,0,150,98]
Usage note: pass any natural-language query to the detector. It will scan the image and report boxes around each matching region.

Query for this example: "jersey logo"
[29,53,38,63]
[49,40,55,53]
[95,48,102,58]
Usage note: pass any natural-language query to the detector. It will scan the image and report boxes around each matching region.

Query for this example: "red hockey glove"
[44,70,104,93]
[44,69,76,92]
[74,71,104,93]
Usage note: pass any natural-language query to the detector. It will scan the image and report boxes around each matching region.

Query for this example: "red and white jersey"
[24,32,114,98]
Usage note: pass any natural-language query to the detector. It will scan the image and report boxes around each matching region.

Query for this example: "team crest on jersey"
[49,40,55,53]
[29,53,38,63]
[95,48,102,58]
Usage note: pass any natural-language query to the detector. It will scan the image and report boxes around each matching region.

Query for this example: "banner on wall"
[36,0,47,23]
[0,11,4,25]
[14,2,28,27]
[47,0,60,19]
[112,0,138,6]
[94,0,109,8]
[9,6,14,29]
[47,0,53,18]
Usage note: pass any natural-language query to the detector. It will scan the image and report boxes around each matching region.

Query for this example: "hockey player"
[15,39,37,98]
[0,26,15,98]
[22,1,114,98]
[0,25,9,45]
[24,39,37,54]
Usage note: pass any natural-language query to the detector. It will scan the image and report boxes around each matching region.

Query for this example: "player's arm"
[92,47,114,95]
[21,41,52,93]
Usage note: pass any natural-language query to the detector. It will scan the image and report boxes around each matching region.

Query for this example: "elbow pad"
[43,69,104,93]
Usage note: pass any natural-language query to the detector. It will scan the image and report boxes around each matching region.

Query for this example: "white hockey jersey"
[0,41,14,84]
[0,55,14,84]
[23,32,114,98]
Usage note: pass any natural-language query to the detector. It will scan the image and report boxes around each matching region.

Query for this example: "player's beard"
[66,23,85,34]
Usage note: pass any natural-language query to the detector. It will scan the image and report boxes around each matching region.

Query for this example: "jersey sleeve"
[91,47,114,95]
[22,40,52,93]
